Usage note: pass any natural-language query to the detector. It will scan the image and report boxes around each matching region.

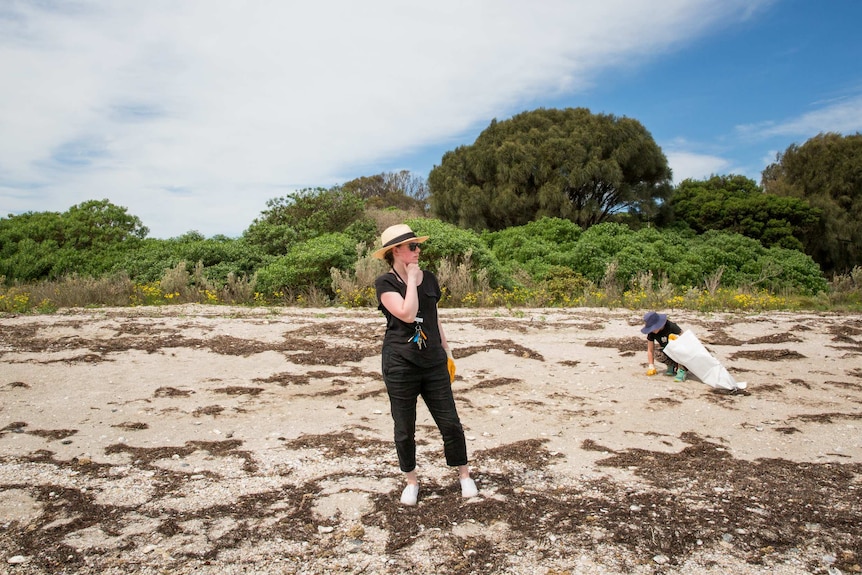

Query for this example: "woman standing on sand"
[372,224,478,506]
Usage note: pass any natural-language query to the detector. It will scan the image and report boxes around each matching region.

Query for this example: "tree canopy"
[428,107,672,231]
[670,174,820,251]
[342,170,428,213]
[762,132,862,274]
[242,187,374,256]
[0,199,148,281]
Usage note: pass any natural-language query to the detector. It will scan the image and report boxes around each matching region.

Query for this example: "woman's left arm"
[440,317,456,383]
[438,318,449,351]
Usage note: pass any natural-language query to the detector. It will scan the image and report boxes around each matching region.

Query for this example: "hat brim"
[371,235,429,259]
[640,314,668,334]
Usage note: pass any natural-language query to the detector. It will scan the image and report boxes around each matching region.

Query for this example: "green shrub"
[566,222,636,282]
[613,243,659,286]
[0,200,147,282]
[0,238,59,281]
[406,218,507,287]
[344,219,378,247]
[255,232,357,297]
[756,247,829,295]
[483,217,582,280]
[244,187,371,256]
[114,236,268,284]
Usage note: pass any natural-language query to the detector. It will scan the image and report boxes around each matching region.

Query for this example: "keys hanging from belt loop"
[409,322,427,349]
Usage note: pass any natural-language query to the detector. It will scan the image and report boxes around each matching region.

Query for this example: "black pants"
[381,348,468,472]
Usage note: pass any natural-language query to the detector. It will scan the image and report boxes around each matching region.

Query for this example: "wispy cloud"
[736,94,862,139]
[0,0,774,237]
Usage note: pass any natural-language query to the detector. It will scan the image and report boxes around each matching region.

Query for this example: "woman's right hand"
[405,262,422,284]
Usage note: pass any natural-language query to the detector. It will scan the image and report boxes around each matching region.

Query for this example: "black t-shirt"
[375,270,446,368]
[646,319,682,350]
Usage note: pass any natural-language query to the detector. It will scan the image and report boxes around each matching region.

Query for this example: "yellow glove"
[668,334,678,341]
[446,349,456,383]
[646,363,657,376]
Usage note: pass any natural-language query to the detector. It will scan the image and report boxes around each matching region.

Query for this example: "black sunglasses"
[406,242,421,252]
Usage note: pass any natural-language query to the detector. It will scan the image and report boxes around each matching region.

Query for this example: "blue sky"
[1,0,860,238]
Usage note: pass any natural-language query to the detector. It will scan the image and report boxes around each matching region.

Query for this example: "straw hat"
[372,224,429,259]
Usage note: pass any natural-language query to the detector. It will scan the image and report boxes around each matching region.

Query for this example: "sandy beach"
[1,305,861,574]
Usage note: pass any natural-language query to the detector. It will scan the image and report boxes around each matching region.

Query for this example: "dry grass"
[366,207,425,234]
[24,274,136,309]
[436,252,490,305]
[221,272,257,304]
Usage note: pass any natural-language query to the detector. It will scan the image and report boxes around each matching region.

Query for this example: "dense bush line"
[3,209,858,313]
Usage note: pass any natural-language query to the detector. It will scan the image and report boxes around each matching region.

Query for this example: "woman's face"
[393,242,421,265]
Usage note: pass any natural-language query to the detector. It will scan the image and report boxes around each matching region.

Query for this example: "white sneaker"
[400,483,419,506]
[460,477,479,498]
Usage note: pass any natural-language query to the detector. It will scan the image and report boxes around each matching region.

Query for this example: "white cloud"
[0,0,772,237]
[736,94,862,139]
[665,151,731,184]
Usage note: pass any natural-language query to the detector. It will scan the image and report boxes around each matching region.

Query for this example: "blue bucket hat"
[641,311,668,334]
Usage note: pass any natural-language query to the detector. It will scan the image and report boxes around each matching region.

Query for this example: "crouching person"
[641,311,688,382]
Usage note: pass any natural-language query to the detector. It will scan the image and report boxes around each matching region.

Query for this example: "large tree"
[762,132,862,274]
[670,174,820,251]
[428,107,672,231]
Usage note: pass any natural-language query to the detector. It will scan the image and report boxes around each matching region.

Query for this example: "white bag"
[663,330,746,391]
